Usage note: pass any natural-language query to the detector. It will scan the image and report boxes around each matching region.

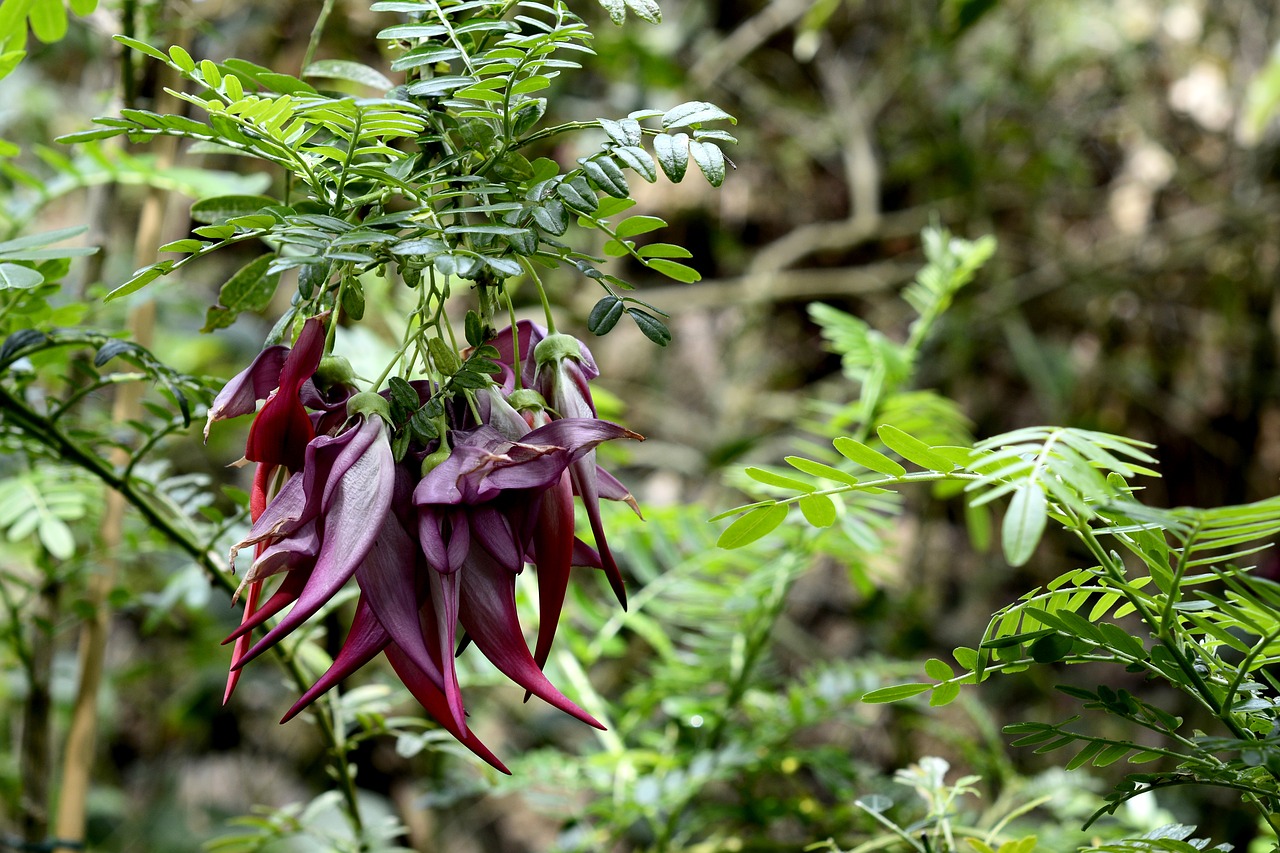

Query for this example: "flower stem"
[520,256,556,333]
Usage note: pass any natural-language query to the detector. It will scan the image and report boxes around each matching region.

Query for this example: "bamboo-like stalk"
[50,27,174,847]
[18,572,58,845]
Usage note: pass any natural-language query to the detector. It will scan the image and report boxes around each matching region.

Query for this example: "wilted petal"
[205,345,289,442]
[458,543,602,729]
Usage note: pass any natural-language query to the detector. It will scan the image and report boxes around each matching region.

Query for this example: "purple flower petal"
[223,566,312,645]
[234,418,394,668]
[426,568,466,733]
[569,453,627,609]
[242,518,319,587]
[205,345,289,441]
[280,596,389,723]
[457,542,602,729]
[596,465,643,517]
[489,320,545,388]
[355,514,463,730]
[384,641,509,774]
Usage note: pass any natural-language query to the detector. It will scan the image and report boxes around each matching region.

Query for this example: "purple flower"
[215,320,645,773]
[532,332,632,607]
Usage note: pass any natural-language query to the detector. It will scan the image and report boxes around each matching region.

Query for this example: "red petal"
[458,543,602,729]
[385,642,509,774]
[280,597,389,723]
[531,471,574,669]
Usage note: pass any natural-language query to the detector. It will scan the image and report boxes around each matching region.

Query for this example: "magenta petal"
[570,452,627,609]
[233,471,308,559]
[458,543,603,729]
[596,465,643,517]
[572,538,602,569]
[470,505,523,571]
[246,315,328,470]
[234,420,394,668]
[426,569,467,732]
[244,518,319,584]
[223,566,312,645]
[356,516,452,706]
[490,320,546,388]
[385,642,509,774]
[280,596,390,723]
[223,580,263,704]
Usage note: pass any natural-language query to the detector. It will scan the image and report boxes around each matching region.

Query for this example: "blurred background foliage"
[4,0,1280,850]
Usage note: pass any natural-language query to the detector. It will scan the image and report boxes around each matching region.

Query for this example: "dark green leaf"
[627,308,671,345]
[1029,632,1074,664]
[92,339,137,367]
[303,60,394,91]
[588,296,624,335]
[653,132,688,182]
[190,195,276,224]
[582,155,630,198]
[662,101,736,128]
[689,139,726,186]
[202,255,279,332]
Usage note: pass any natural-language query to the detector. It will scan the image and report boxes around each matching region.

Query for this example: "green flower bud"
[313,355,355,390]
[421,439,451,477]
[507,388,547,414]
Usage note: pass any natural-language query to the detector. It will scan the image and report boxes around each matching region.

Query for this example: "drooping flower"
[213,319,645,772]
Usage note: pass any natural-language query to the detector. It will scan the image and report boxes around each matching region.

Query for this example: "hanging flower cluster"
[208,314,640,773]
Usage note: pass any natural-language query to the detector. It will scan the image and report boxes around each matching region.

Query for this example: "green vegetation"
[3,1,1280,851]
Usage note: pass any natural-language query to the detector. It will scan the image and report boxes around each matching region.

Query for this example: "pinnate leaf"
[877,424,956,471]
[833,436,906,477]
[1002,482,1047,567]
[799,493,836,527]
[717,503,788,549]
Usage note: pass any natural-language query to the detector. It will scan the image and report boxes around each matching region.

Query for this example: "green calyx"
[507,388,547,414]
[533,333,581,368]
[347,391,390,421]
[313,355,355,390]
